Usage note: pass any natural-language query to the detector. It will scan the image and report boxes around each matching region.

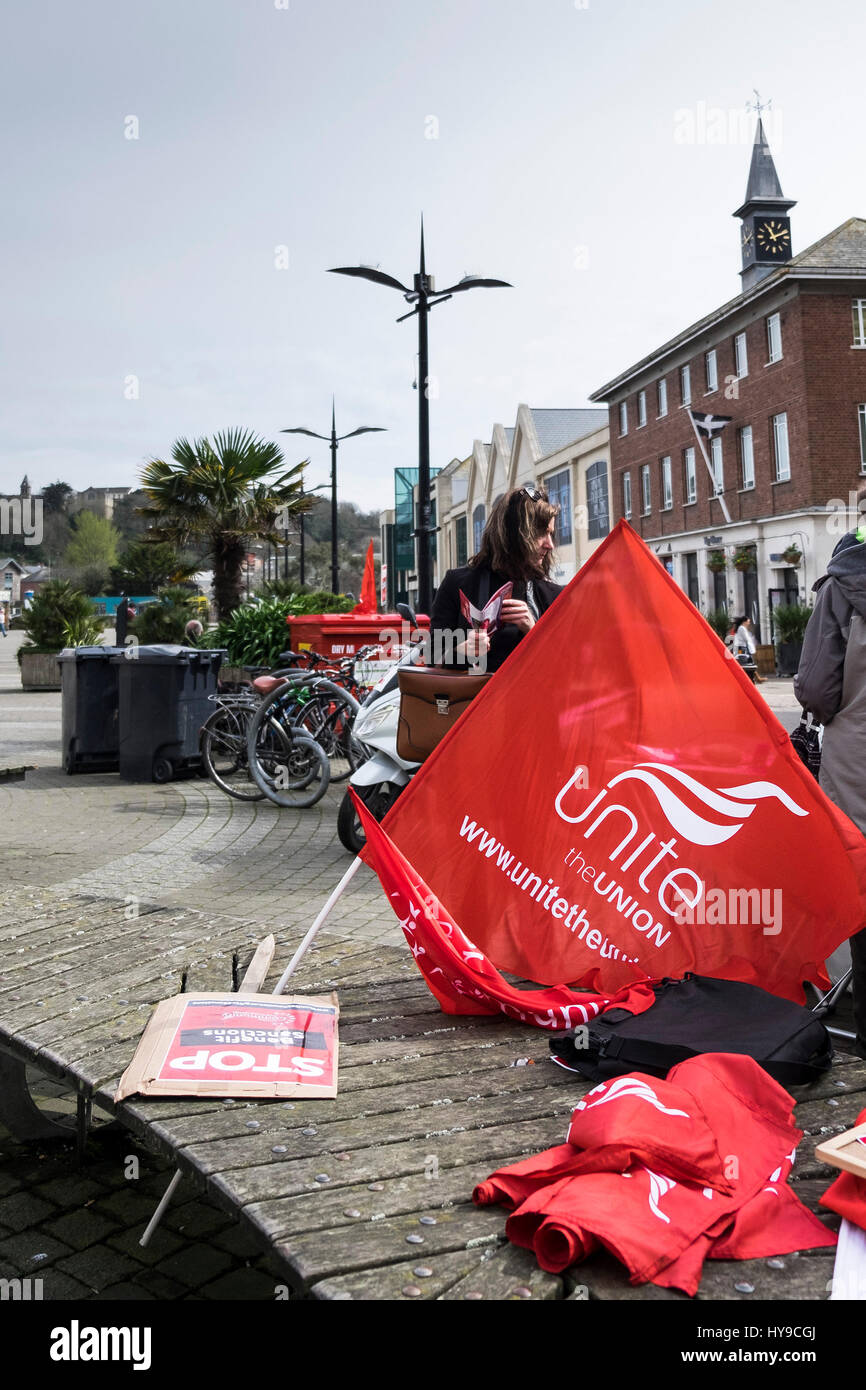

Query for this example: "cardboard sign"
[116,992,339,1101]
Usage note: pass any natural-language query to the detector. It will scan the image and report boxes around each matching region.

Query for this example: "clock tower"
[733,116,796,292]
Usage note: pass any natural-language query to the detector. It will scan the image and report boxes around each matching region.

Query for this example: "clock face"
[741,225,755,264]
[754,218,792,260]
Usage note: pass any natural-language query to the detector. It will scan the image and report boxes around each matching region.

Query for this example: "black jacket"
[430,564,563,672]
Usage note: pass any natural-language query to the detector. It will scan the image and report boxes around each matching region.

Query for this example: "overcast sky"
[2,0,864,511]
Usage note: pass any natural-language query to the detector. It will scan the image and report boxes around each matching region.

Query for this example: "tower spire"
[734,108,796,291]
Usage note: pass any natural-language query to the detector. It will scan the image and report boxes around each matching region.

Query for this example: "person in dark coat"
[431,486,563,673]
[795,527,866,1059]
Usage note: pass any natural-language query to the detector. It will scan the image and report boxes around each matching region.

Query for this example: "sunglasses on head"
[521,485,545,502]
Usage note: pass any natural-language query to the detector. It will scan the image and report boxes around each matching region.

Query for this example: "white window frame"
[637,389,647,428]
[710,436,724,493]
[661,455,672,510]
[680,364,691,406]
[859,405,866,472]
[773,412,790,481]
[767,312,783,364]
[657,378,668,417]
[623,471,632,520]
[619,401,628,436]
[705,349,718,393]
[734,332,748,378]
[684,447,697,504]
[853,299,866,348]
[739,425,755,489]
[640,464,651,515]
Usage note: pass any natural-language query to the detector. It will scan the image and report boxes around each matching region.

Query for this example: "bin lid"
[108,644,227,664]
[58,646,122,661]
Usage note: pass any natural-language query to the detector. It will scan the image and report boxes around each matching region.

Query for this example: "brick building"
[590,119,866,640]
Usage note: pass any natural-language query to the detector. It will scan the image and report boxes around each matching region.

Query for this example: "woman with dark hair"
[430,485,563,673]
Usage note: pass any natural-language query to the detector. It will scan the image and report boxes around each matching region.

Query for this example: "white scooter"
[336,604,423,853]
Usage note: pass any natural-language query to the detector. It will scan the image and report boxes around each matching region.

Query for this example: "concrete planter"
[20,651,62,690]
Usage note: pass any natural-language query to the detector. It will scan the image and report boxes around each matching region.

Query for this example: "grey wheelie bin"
[58,645,122,774]
[111,645,225,783]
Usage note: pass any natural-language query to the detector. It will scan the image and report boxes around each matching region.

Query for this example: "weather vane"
[746,89,772,116]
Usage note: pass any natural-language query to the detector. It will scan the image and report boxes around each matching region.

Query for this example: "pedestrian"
[0,609,6,637]
[732,614,765,683]
[795,526,866,1061]
[431,485,563,672]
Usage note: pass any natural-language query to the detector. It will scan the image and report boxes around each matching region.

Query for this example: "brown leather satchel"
[396,666,491,762]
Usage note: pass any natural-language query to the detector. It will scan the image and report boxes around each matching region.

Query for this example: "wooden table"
[0,885,861,1300]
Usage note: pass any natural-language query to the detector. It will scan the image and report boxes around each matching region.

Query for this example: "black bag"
[791,712,822,780]
[549,974,833,1086]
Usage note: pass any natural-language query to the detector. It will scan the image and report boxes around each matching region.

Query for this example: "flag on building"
[688,409,733,439]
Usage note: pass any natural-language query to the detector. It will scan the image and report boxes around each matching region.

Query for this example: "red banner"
[354,792,657,1028]
[378,522,866,1002]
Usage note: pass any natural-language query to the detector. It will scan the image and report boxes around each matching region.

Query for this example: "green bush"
[17,581,96,663]
[214,592,353,667]
[129,588,202,645]
[704,606,730,640]
[772,603,812,644]
[62,613,105,647]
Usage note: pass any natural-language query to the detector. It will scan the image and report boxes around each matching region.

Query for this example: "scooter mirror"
[396,601,418,628]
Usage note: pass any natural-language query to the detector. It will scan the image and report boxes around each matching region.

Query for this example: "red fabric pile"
[820,1106,866,1230]
[474,1053,835,1295]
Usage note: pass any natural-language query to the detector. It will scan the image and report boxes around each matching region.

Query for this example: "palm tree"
[138,429,310,620]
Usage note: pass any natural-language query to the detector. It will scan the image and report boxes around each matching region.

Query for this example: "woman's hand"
[500,598,535,634]
[458,629,491,665]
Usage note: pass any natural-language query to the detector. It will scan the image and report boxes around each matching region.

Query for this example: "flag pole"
[688,411,732,525]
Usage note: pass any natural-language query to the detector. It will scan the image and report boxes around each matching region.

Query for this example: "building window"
[772,412,790,481]
[734,332,748,378]
[684,447,697,503]
[657,378,668,417]
[739,425,755,489]
[586,460,609,540]
[623,471,632,520]
[455,514,468,566]
[853,299,866,347]
[545,469,572,544]
[661,455,672,510]
[640,464,651,515]
[619,401,628,436]
[637,390,647,427]
[710,436,724,493]
[680,365,691,406]
[705,349,718,392]
[859,405,866,472]
[767,312,783,363]
[472,504,485,552]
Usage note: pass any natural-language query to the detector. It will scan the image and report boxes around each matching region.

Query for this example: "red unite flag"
[374,521,866,1004]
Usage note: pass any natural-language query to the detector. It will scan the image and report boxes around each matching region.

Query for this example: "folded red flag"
[353,789,656,1028]
[376,522,866,1002]
[475,1053,834,1294]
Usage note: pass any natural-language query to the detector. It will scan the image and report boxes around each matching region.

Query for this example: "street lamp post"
[294,482,330,588]
[329,221,510,614]
[282,402,385,594]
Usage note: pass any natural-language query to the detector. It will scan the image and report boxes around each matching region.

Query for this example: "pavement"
[0,630,807,1301]
[0,631,397,1302]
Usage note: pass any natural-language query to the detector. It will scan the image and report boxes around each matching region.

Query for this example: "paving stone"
[47,1209,120,1252]
[93,1190,167,1225]
[106,1227,186,1267]
[210,1223,265,1259]
[164,1200,234,1241]
[33,1175,105,1208]
[0,1191,57,1233]
[199,1266,280,1300]
[40,1268,95,1300]
[150,1242,235,1290]
[93,1282,158,1301]
[55,1245,143,1291]
[132,1269,190,1299]
[0,1230,74,1273]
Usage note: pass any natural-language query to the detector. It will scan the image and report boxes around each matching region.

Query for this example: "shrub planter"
[777,640,804,678]
[20,651,62,691]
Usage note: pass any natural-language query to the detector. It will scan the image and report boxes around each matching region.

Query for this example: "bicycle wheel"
[247,693,331,808]
[294,693,366,783]
[201,705,264,801]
